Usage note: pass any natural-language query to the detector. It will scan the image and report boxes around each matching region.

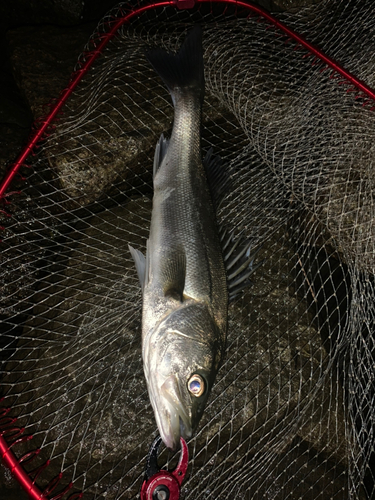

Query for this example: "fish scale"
[130,26,228,450]
[152,96,224,306]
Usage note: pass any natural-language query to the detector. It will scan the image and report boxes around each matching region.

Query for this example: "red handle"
[140,438,188,500]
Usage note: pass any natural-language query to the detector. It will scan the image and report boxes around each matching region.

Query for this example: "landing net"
[1,1,374,498]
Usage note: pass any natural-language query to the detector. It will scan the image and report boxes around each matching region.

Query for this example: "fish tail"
[146,25,204,105]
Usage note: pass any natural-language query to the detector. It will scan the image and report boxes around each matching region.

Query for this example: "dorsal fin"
[203,148,231,210]
[153,133,169,178]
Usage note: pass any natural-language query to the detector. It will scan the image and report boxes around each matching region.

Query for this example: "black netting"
[1,1,374,498]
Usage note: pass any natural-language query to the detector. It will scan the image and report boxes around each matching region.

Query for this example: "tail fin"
[146,25,204,106]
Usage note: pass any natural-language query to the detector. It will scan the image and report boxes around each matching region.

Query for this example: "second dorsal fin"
[203,148,231,210]
[153,133,169,178]
[220,229,263,301]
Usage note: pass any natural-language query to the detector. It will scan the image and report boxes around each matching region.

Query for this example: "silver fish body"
[129,26,228,450]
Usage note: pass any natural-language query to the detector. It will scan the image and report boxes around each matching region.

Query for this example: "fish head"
[143,302,224,450]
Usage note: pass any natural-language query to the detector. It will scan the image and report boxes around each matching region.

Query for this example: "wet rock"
[43,40,169,206]
[7,23,226,206]
[1,200,349,498]
[4,4,319,209]
[5,4,330,211]
[1,198,152,497]
[43,85,242,207]
[196,228,347,453]
[204,12,375,273]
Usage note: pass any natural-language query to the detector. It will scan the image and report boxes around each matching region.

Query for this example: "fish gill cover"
[0,0,375,498]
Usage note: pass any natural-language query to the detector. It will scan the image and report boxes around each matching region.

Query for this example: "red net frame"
[1,1,375,498]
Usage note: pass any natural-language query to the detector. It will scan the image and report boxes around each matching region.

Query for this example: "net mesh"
[1,0,374,498]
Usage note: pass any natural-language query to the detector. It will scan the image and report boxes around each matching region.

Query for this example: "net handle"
[0,434,44,500]
[0,429,81,500]
[1,0,375,203]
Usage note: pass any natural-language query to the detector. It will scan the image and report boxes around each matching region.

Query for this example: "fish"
[129,26,259,450]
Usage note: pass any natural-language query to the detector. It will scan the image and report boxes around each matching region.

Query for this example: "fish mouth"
[153,375,193,450]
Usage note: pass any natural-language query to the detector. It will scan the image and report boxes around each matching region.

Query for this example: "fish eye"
[187,374,205,397]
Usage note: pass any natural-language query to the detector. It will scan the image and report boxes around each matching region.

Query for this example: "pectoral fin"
[129,244,147,293]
